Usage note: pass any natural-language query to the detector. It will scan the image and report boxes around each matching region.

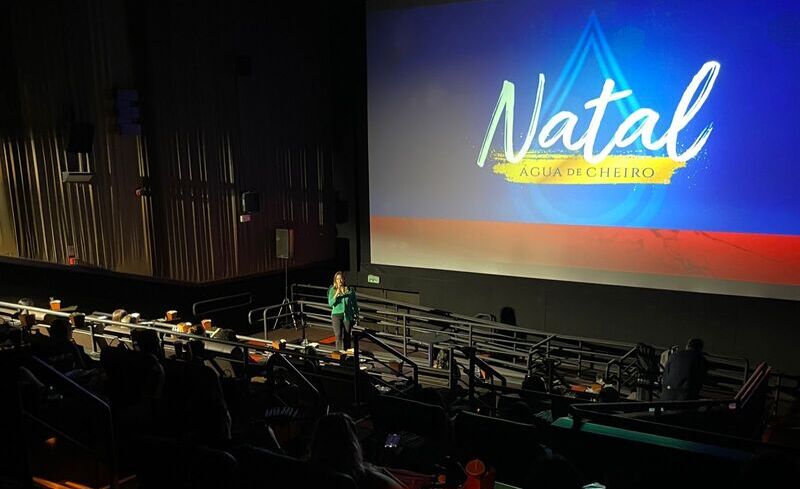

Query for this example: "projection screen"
[367,0,800,300]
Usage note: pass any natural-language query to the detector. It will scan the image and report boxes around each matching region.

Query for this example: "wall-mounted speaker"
[276,228,294,259]
[241,192,260,214]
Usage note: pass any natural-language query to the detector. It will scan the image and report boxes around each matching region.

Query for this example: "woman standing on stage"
[328,271,359,352]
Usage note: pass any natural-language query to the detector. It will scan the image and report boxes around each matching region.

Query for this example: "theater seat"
[452,410,546,486]
[369,394,451,472]
[99,346,164,435]
[310,363,376,412]
[235,446,357,489]
[371,394,451,444]
[131,434,238,489]
[160,359,231,444]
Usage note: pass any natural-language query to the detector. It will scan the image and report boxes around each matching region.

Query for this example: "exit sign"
[367,274,380,284]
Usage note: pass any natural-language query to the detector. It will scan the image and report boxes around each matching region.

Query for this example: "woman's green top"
[328,286,359,322]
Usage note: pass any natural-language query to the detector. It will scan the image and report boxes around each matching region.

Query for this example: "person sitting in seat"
[122,313,141,325]
[45,318,92,374]
[661,338,708,401]
[111,309,128,322]
[130,328,165,360]
[12,297,35,319]
[101,309,132,348]
[189,323,207,337]
[597,385,619,403]
[186,339,206,363]
[308,412,403,489]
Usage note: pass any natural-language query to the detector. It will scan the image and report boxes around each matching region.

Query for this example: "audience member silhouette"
[598,385,620,403]
[661,338,708,401]
[111,309,127,322]
[45,318,90,373]
[308,413,402,489]
[130,328,165,360]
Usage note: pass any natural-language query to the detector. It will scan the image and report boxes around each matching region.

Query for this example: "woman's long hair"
[308,412,365,480]
[332,271,347,293]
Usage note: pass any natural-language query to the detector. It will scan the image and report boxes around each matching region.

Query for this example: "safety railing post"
[353,331,361,405]
[300,302,306,343]
[242,346,250,381]
[89,322,97,353]
[448,347,454,390]
[468,347,475,403]
[262,309,280,341]
[402,316,408,358]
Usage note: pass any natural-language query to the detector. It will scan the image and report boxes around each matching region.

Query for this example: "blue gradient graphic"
[367,0,800,235]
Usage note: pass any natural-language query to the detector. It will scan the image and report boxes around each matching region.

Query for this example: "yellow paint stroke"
[491,152,686,185]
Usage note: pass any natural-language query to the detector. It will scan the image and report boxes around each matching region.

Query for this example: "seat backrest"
[313,364,375,409]
[161,358,231,443]
[236,447,358,489]
[204,340,245,376]
[132,434,238,489]
[551,395,574,419]
[100,345,164,408]
[371,394,450,444]
[42,341,86,373]
[453,410,545,486]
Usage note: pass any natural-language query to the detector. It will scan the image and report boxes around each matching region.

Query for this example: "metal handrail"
[563,399,781,455]
[280,292,752,400]
[278,287,751,379]
[294,284,673,348]
[735,363,771,410]
[565,363,782,447]
[350,330,419,406]
[23,356,118,489]
[3,290,751,402]
[248,301,299,326]
[192,292,253,316]
[0,302,283,388]
[463,346,507,387]
[354,329,419,386]
[302,301,623,360]
[304,299,667,376]
[293,284,545,335]
[0,302,72,318]
[246,300,303,339]
[298,299,745,396]
[265,352,323,407]
[603,345,639,388]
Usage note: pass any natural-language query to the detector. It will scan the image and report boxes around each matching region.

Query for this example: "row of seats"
[15,310,793,489]
[133,435,358,489]
[369,394,547,486]
[17,325,364,488]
